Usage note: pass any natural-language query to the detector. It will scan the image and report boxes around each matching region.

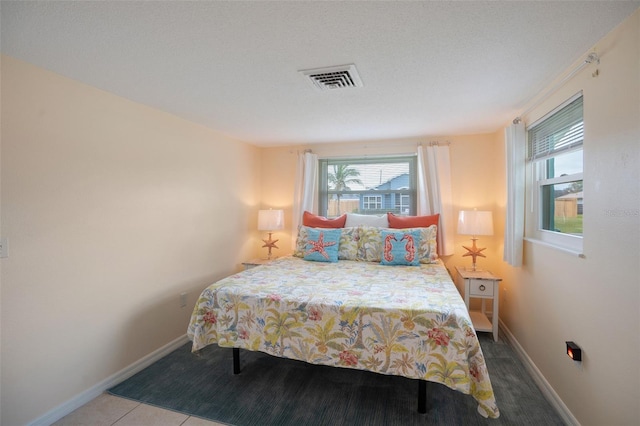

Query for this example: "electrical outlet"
[0,237,7,258]
[180,292,188,308]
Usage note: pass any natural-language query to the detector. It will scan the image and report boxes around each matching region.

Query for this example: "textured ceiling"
[2,1,638,146]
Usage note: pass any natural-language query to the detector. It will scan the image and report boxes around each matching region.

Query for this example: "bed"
[187,224,500,419]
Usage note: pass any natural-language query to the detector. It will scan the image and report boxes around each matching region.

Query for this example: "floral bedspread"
[187,257,499,418]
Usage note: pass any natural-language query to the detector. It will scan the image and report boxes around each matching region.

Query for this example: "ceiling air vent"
[300,64,363,91]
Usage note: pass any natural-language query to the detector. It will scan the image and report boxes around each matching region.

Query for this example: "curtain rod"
[296,140,449,156]
[513,52,599,124]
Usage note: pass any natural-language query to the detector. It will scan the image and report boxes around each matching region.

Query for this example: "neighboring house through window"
[363,195,382,210]
[396,193,410,214]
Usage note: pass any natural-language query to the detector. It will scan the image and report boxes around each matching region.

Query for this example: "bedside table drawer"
[469,279,494,297]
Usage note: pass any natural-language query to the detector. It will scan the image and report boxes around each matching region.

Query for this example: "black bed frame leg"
[233,348,240,374]
[418,380,427,413]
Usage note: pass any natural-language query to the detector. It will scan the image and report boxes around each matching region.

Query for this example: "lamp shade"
[258,209,284,231]
[457,210,493,236]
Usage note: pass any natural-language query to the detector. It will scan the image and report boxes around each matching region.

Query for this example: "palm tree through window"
[328,164,363,215]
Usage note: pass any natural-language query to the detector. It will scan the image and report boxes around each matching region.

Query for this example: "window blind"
[319,157,415,192]
[527,94,583,162]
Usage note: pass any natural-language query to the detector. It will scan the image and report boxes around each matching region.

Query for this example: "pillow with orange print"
[380,229,421,266]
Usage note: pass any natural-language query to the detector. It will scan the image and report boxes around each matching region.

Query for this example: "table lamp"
[457,210,493,271]
[258,209,284,259]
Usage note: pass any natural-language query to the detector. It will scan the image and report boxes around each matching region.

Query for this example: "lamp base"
[262,232,279,260]
[462,237,486,271]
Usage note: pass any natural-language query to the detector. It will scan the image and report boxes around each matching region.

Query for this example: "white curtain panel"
[503,123,526,266]
[417,144,455,256]
[291,151,318,248]
[416,147,432,214]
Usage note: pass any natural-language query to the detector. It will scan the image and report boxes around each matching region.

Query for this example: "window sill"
[523,237,585,258]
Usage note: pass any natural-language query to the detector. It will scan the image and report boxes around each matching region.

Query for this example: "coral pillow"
[388,212,440,229]
[303,211,347,228]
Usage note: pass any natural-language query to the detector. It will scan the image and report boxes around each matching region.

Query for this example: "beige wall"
[0,56,261,425]
[496,11,639,425]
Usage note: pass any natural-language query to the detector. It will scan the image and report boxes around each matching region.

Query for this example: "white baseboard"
[498,320,579,426]
[28,334,190,426]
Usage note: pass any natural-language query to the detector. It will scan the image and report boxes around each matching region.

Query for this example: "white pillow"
[345,213,389,228]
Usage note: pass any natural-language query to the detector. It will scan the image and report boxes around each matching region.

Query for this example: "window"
[396,194,410,214]
[363,195,382,210]
[526,93,583,252]
[318,156,417,217]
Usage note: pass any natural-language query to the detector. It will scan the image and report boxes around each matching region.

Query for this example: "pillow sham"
[357,225,386,262]
[293,225,310,258]
[303,228,341,263]
[303,211,346,228]
[337,226,360,260]
[345,213,389,228]
[380,229,421,266]
[388,212,439,229]
[410,225,438,263]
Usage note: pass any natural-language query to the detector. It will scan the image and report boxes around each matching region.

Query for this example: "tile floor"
[52,393,225,426]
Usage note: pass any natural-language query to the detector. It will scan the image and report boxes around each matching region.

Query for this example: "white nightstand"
[455,266,501,342]
[241,258,274,270]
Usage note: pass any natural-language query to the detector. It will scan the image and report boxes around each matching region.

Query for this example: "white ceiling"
[2,1,638,147]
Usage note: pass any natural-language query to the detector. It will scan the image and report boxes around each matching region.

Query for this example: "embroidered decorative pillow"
[304,228,342,263]
[380,230,422,266]
[303,211,347,228]
[357,225,437,263]
[295,225,358,260]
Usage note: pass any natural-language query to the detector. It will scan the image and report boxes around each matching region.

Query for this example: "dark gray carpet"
[108,332,564,425]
